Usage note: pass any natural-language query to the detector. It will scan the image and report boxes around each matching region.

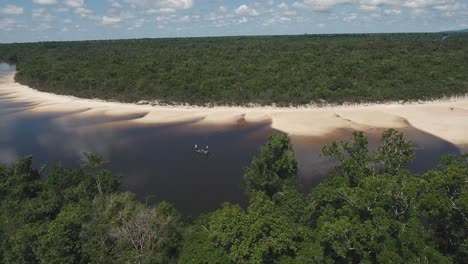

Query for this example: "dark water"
[0,63,461,215]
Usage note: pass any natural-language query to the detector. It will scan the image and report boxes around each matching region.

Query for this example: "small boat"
[194,144,209,155]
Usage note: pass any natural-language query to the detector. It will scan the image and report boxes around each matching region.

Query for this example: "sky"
[0,0,467,43]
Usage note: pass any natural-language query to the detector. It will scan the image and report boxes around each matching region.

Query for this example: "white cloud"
[0,18,17,31]
[61,0,97,20]
[31,22,53,31]
[178,15,190,22]
[384,9,401,15]
[32,8,55,22]
[110,1,123,8]
[102,15,122,24]
[343,13,358,21]
[64,0,85,8]
[128,18,144,30]
[433,2,467,12]
[55,7,70,12]
[128,0,193,9]
[204,12,221,21]
[33,0,58,5]
[292,0,462,11]
[360,4,379,11]
[75,7,94,18]
[262,16,292,26]
[238,17,248,24]
[235,4,259,16]
[0,5,24,15]
[146,8,176,14]
[411,8,427,15]
[293,0,353,11]
[1,0,467,39]
[30,8,56,31]
[358,0,401,6]
[219,6,228,13]
[402,0,447,9]
[278,2,289,10]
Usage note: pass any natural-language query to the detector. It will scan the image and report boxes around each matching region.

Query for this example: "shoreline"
[2,72,468,147]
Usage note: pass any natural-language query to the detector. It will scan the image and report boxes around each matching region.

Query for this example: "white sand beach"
[2,72,468,147]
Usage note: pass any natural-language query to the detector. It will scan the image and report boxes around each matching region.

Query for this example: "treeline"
[0,130,467,263]
[0,33,467,106]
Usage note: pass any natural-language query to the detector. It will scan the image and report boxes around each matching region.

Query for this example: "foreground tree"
[419,154,468,263]
[208,192,303,263]
[377,129,416,174]
[36,204,87,264]
[0,158,44,264]
[178,222,231,264]
[243,133,298,197]
[80,152,110,196]
[323,129,415,185]
[313,129,454,263]
[322,131,372,186]
[0,131,466,263]
[80,193,183,264]
[0,156,121,264]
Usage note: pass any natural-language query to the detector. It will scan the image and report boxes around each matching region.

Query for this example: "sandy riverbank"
[2,72,468,147]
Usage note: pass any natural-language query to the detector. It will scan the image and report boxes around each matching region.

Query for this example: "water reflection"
[0,99,277,214]
[0,63,462,215]
[293,127,461,190]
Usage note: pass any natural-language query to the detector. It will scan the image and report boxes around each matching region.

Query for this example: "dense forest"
[0,33,467,106]
[1,130,466,263]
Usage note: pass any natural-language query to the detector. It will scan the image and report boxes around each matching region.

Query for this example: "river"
[0,63,461,215]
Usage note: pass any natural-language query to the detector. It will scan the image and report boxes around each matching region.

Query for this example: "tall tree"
[322,131,372,186]
[81,193,182,264]
[377,129,415,174]
[209,192,303,263]
[244,133,298,197]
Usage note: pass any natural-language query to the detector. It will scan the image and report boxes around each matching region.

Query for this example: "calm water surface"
[0,64,461,215]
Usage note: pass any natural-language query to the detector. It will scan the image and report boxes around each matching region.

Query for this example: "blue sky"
[0,0,467,43]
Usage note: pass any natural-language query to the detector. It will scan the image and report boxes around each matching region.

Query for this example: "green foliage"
[323,129,415,185]
[1,33,467,106]
[0,133,466,263]
[209,192,303,263]
[179,225,230,264]
[315,130,459,263]
[419,154,468,263]
[79,192,138,264]
[0,156,41,200]
[309,171,450,263]
[322,131,373,186]
[79,152,119,196]
[36,203,87,264]
[1,223,46,264]
[0,155,124,264]
[80,193,183,264]
[244,133,297,196]
[377,129,416,174]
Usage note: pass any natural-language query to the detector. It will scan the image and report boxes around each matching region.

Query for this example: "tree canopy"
[0,130,466,263]
[1,33,467,106]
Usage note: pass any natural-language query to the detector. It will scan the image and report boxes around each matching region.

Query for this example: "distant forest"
[1,130,467,263]
[0,33,467,106]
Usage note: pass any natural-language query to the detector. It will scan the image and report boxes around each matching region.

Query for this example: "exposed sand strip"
[2,72,468,147]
